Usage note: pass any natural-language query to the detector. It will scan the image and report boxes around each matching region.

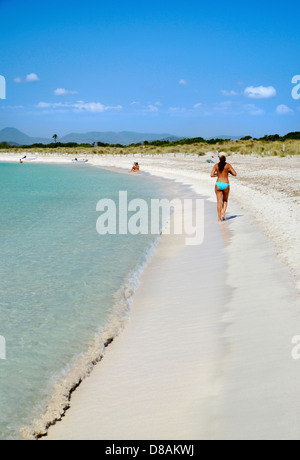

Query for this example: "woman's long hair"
[219,155,226,172]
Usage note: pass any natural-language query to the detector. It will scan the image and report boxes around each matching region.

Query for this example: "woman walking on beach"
[211,153,237,222]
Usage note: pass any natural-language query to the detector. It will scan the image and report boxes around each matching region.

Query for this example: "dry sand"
[1,152,300,439]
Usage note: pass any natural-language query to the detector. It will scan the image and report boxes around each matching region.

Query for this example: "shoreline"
[21,235,163,440]
[1,153,300,439]
[17,161,200,439]
[17,164,182,440]
[46,185,229,440]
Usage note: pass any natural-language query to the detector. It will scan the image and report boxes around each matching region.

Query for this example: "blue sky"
[0,0,299,138]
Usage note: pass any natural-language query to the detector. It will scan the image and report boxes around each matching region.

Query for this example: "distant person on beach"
[129,162,140,173]
[211,153,237,222]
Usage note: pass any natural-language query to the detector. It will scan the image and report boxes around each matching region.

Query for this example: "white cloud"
[0,105,24,109]
[37,100,122,113]
[145,105,159,112]
[13,74,40,83]
[221,90,238,97]
[54,88,78,96]
[276,104,293,115]
[130,102,162,113]
[169,107,187,113]
[37,102,59,109]
[244,86,276,99]
[165,100,267,117]
[25,73,40,83]
[179,79,188,86]
[218,100,233,108]
[243,103,265,115]
[73,101,106,112]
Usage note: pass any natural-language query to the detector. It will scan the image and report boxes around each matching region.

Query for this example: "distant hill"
[0,128,180,146]
[0,128,51,145]
[59,131,180,145]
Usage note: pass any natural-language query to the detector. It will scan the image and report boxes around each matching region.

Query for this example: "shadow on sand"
[224,214,243,221]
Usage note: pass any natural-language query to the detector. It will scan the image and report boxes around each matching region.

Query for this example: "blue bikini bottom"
[216,182,230,191]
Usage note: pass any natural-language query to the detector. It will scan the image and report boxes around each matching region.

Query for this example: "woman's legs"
[215,186,230,222]
[215,187,223,222]
[222,187,230,220]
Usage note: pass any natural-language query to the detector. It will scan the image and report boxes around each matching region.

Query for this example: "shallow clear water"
[0,162,168,439]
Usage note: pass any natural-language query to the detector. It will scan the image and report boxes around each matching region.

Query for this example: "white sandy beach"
[1,152,300,440]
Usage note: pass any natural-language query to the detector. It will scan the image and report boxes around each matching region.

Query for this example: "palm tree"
[52,134,58,143]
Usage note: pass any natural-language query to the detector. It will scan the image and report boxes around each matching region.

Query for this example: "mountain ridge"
[0,127,181,146]
[0,127,51,145]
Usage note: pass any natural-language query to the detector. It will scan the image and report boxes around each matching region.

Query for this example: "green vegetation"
[1,132,300,157]
[0,142,96,149]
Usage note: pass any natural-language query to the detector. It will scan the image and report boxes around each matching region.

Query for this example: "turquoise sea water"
[0,162,168,439]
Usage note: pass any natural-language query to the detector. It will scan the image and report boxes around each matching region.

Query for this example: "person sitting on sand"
[129,162,140,173]
[210,153,237,222]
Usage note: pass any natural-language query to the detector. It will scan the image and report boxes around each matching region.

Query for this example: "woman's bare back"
[211,163,237,182]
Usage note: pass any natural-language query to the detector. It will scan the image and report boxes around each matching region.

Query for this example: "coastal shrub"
[228,145,240,153]
[2,138,300,157]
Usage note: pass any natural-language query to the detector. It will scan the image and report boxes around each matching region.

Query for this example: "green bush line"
[1,131,300,150]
